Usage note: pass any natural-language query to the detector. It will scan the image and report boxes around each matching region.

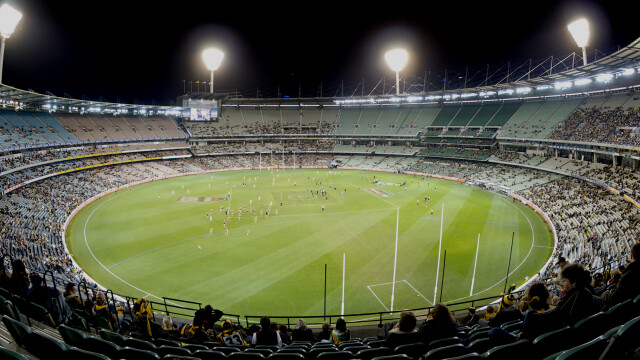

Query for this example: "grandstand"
[0,28,638,360]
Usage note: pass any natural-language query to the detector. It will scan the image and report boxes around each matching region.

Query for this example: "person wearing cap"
[487,294,523,328]
[461,306,479,327]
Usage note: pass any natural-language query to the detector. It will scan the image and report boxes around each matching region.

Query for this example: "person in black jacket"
[601,243,640,310]
[195,304,224,333]
[384,311,421,349]
[556,263,598,326]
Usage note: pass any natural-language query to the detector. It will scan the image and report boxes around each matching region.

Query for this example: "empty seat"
[422,343,470,360]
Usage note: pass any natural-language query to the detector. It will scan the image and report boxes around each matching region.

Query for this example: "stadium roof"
[1,36,640,113]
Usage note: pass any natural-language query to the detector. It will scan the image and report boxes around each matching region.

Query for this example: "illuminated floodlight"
[568,18,589,66]
[202,48,224,93]
[621,68,636,76]
[498,89,514,95]
[596,73,613,83]
[574,78,592,86]
[0,4,22,38]
[554,81,573,90]
[536,85,552,91]
[385,48,408,95]
[0,3,22,84]
[516,87,532,94]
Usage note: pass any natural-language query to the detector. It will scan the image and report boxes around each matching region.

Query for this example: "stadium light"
[568,18,589,66]
[0,3,22,84]
[384,48,408,95]
[202,48,224,94]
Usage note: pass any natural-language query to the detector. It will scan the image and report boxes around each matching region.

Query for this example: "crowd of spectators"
[549,107,640,146]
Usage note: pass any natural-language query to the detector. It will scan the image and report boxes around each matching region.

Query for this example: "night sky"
[2,0,639,106]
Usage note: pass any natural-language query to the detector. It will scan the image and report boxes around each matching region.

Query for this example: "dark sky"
[2,0,639,105]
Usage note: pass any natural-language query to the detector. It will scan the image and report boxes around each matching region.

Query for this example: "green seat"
[0,347,36,360]
[466,338,492,354]
[26,301,56,327]
[422,343,469,360]
[58,324,88,348]
[0,296,21,321]
[227,352,266,360]
[600,315,640,360]
[124,336,157,352]
[245,348,273,357]
[66,347,111,360]
[25,331,68,360]
[355,346,394,360]
[98,328,126,347]
[427,336,460,351]
[2,314,32,349]
[157,345,193,358]
[81,336,122,359]
[267,353,306,360]
[119,347,161,360]
[556,336,608,360]
[193,350,228,360]
[573,312,609,343]
[394,342,427,359]
[483,339,532,360]
[532,326,576,359]
[316,351,353,360]
[605,299,634,327]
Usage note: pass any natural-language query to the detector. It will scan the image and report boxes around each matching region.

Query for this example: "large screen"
[190,107,218,121]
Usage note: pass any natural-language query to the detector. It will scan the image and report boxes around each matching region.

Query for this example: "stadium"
[0,3,639,360]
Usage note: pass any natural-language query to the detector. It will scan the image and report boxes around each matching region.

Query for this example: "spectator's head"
[296,318,308,331]
[527,282,550,310]
[29,273,42,286]
[64,282,77,295]
[163,316,173,329]
[322,321,331,332]
[95,291,107,306]
[467,306,476,315]
[561,263,586,291]
[498,294,516,312]
[430,303,454,325]
[335,318,347,332]
[556,256,567,269]
[222,319,233,331]
[486,305,495,314]
[260,316,271,331]
[278,324,288,334]
[398,311,417,332]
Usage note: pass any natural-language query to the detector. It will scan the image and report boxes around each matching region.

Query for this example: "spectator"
[93,291,118,331]
[161,316,180,340]
[331,318,351,344]
[601,242,640,309]
[292,318,314,342]
[217,319,248,346]
[26,273,70,325]
[252,316,282,348]
[195,304,223,333]
[317,321,332,342]
[487,294,523,328]
[461,306,479,327]
[63,282,83,310]
[179,313,211,343]
[134,298,160,338]
[419,303,458,344]
[555,263,599,326]
[384,311,421,349]
[8,259,29,297]
[278,324,290,345]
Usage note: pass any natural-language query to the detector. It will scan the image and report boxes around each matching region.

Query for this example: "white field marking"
[449,195,537,302]
[368,280,432,311]
[434,202,444,304]
[390,208,399,312]
[367,285,390,312]
[470,233,481,296]
[341,252,346,317]
[403,280,433,305]
[82,193,180,305]
[533,245,554,248]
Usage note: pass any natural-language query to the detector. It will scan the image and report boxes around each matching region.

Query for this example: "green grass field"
[65,169,554,320]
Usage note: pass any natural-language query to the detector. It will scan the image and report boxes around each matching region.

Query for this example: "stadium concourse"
[0,88,637,358]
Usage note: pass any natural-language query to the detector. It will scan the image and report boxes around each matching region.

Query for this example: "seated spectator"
[555,263,599,326]
[601,242,640,309]
[278,324,291,345]
[93,291,118,331]
[161,316,180,340]
[179,313,211,343]
[487,294,523,328]
[134,298,160,338]
[292,318,314,342]
[252,316,282,348]
[331,318,351,344]
[384,311,421,349]
[8,259,29,297]
[478,304,496,326]
[419,303,458,344]
[461,306,479,327]
[217,319,249,346]
[63,282,83,311]
[26,273,70,325]
[317,321,332,342]
[194,304,223,333]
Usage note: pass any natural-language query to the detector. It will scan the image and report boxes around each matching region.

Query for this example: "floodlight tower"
[385,49,408,95]
[202,48,224,94]
[568,18,590,67]
[0,3,22,84]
